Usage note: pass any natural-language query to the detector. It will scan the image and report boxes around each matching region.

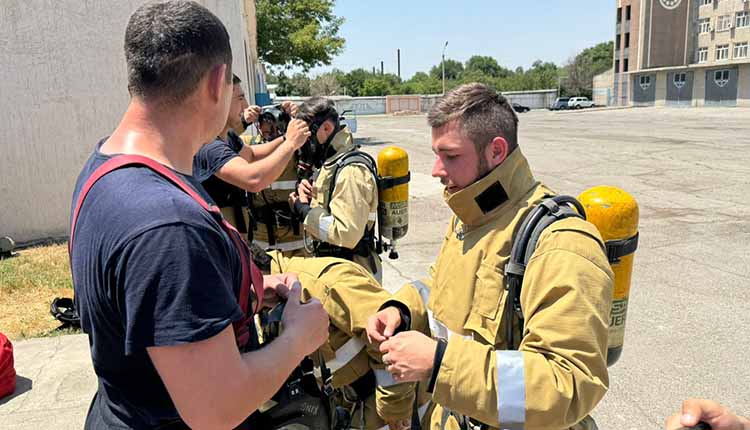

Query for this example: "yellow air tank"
[579,186,639,366]
[377,146,410,259]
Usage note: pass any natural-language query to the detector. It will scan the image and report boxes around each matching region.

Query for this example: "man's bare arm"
[148,283,329,429]
[217,119,309,192]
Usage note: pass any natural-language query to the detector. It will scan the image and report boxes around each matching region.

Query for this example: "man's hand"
[262,273,299,307]
[386,419,411,430]
[366,307,402,344]
[297,179,313,204]
[380,331,437,383]
[281,281,329,357]
[284,119,310,151]
[666,399,750,430]
[281,101,299,117]
[243,105,261,124]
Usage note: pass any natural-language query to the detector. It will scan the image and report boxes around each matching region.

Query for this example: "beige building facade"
[1,1,259,244]
[613,0,750,107]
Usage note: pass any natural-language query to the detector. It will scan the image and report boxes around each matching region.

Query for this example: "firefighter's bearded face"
[431,120,508,194]
[226,84,249,133]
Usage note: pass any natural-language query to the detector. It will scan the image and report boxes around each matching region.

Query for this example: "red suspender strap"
[69,155,263,316]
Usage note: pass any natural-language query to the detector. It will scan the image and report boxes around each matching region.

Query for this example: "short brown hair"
[124,1,232,105]
[427,83,518,155]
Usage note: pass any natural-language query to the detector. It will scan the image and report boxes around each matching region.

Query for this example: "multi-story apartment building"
[613,0,750,107]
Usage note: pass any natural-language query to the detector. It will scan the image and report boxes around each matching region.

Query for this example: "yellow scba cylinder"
[578,186,639,367]
[377,146,410,251]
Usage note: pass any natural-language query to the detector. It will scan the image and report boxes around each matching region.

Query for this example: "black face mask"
[296,120,339,180]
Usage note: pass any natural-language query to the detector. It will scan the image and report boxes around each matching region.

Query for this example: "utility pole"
[397,49,401,79]
[380,61,384,75]
[442,41,449,95]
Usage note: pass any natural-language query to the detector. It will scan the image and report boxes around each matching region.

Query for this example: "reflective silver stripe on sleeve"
[368,212,378,222]
[495,350,526,429]
[326,336,366,373]
[268,180,298,190]
[408,280,471,341]
[318,215,334,240]
[411,280,430,306]
[373,369,399,387]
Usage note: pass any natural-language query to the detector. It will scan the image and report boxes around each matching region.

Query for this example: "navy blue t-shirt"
[70,140,244,429]
[193,131,245,207]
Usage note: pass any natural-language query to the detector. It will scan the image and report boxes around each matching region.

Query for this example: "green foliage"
[257,0,345,70]
[562,41,614,97]
[265,40,611,98]
[275,72,311,97]
[429,59,464,80]
[465,55,511,78]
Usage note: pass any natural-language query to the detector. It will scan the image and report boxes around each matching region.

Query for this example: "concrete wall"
[0,1,252,243]
[737,63,750,107]
[593,68,615,106]
[501,90,558,110]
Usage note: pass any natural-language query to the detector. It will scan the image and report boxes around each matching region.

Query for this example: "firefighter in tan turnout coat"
[367,83,614,430]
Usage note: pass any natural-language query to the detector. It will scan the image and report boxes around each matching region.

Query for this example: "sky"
[300,0,615,79]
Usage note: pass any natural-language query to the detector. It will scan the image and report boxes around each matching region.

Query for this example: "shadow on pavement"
[355,137,391,146]
[0,375,33,406]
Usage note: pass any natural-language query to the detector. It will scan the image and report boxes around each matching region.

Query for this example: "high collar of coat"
[444,148,538,228]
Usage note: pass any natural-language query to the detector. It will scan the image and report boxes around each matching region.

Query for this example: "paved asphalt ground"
[2,107,749,429]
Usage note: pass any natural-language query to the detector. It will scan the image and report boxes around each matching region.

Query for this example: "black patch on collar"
[474,181,509,214]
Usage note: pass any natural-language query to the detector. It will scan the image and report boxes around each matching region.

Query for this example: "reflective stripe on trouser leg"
[496,350,525,429]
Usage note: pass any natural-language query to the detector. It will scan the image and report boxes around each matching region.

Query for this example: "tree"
[275,72,311,96]
[465,55,511,78]
[310,72,342,96]
[339,68,372,97]
[562,41,613,97]
[429,59,464,81]
[256,0,345,71]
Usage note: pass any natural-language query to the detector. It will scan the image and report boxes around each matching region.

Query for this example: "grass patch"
[0,244,78,340]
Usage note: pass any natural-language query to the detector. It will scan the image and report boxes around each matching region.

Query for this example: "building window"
[699,0,713,5]
[716,44,730,60]
[699,18,711,33]
[698,47,709,63]
[717,15,733,32]
[615,59,620,73]
[625,33,631,48]
[714,70,730,87]
[623,59,629,72]
[734,42,749,58]
[673,73,687,89]
[616,34,621,49]
[737,12,750,28]
[617,7,622,23]
[639,75,651,90]
[626,5,632,21]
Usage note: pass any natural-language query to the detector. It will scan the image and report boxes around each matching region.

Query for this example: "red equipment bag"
[0,332,16,399]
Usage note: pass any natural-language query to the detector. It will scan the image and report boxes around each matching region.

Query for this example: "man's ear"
[207,64,229,103]
[487,136,510,166]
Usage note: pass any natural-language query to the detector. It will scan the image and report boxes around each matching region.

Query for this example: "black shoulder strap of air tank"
[503,195,586,349]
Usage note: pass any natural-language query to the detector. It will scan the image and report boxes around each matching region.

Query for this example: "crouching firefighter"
[367,83,617,430]
[248,246,432,430]
[244,104,309,256]
[289,97,410,282]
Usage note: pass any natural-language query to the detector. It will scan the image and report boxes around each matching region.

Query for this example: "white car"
[568,97,595,109]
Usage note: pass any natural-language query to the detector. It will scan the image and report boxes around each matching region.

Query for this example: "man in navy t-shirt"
[69,2,328,428]
[192,74,308,233]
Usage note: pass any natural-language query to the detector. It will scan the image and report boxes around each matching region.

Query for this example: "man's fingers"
[286,281,302,304]
[384,318,400,337]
